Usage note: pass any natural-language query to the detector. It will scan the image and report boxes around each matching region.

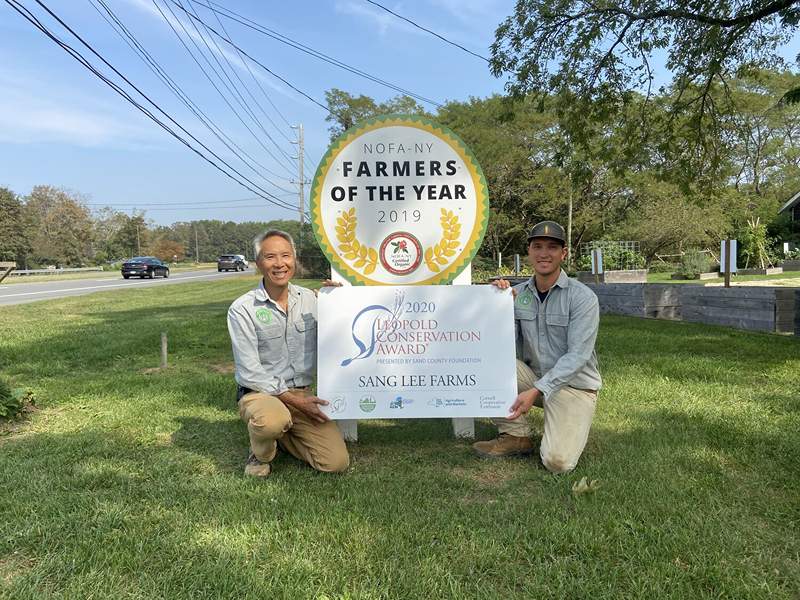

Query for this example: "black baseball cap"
[527,221,567,246]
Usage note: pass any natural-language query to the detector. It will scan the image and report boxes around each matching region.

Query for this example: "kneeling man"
[227,229,349,477]
[475,221,601,473]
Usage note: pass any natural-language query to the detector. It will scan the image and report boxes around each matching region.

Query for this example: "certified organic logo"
[359,394,376,413]
[255,308,273,324]
[379,232,422,275]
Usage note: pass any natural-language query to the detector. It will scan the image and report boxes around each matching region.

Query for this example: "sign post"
[720,239,737,288]
[591,248,603,285]
[311,115,490,440]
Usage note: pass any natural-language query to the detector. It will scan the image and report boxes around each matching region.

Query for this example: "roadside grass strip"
[1,280,798,598]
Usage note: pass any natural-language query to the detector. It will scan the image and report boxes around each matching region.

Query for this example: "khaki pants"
[239,390,349,473]
[494,361,597,474]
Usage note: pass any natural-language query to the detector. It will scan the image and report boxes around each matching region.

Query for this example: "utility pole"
[567,189,573,269]
[136,223,141,255]
[291,124,305,257]
[194,226,200,263]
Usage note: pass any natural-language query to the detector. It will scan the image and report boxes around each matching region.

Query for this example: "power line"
[187,0,443,108]
[171,0,297,175]
[150,0,297,182]
[196,1,324,181]
[364,0,490,63]
[7,0,300,215]
[152,3,350,118]
[192,0,295,145]
[86,196,297,207]
[88,0,296,197]
[100,203,282,211]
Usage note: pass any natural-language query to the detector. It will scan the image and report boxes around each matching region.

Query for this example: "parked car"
[121,257,170,279]
[217,254,248,272]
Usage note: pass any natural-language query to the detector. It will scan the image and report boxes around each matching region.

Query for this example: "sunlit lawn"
[1,277,798,598]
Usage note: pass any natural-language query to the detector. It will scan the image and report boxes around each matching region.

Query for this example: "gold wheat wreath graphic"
[336,208,461,276]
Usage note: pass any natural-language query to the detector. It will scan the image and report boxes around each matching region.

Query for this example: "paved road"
[0,269,252,306]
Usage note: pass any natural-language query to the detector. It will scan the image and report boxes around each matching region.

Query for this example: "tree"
[148,239,185,262]
[0,187,32,265]
[324,89,429,139]
[491,0,800,152]
[115,213,150,258]
[24,186,93,267]
[92,207,130,262]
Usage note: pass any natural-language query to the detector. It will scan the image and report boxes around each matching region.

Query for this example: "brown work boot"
[472,434,534,458]
[244,452,272,477]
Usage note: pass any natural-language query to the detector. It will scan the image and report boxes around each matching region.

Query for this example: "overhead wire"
[151,0,297,182]
[88,0,296,197]
[192,0,295,145]
[364,0,490,63]
[170,0,297,175]
[186,0,443,108]
[6,0,303,215]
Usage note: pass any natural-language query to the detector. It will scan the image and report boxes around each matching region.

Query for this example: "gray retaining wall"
[585,283,799,335]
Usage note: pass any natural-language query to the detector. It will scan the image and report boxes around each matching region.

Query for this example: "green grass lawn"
[1,279,799,598]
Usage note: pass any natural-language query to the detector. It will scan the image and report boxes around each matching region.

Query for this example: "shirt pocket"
[514,307,536,321]
[256,324,284,363]
[545,312,569,327]
[545,312,569,350]
[293,314,317,372]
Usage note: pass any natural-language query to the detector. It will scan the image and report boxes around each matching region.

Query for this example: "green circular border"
[310,114,489,286]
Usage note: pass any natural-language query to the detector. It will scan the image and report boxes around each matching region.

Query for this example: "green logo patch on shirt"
[255,308,273,324]
[517,290,532,306]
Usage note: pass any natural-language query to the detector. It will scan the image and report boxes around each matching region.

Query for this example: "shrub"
[576,244,646,271]
[675,250,711,279]
[647,262,677,273]
[0,379,34,420]
[784,248,800,261]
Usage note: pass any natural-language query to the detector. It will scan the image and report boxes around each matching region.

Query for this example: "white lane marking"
[0,272,236,298]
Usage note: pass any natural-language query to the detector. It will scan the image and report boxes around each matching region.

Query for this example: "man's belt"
[237,384,309,402]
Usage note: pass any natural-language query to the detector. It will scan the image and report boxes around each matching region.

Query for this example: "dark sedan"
[121,257,170,279]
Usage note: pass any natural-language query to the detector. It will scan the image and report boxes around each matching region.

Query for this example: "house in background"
[779,190,800,223]
[779,190,800,252]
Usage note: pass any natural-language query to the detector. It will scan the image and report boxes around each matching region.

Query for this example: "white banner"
[317,285,517,419]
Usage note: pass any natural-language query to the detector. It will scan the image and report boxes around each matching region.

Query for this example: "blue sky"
[1,1,798,226]
[0,0,511,225]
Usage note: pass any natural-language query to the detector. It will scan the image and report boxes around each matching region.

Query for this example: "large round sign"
[311,115,489,285]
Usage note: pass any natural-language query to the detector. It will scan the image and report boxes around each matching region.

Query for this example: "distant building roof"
[779,190,800,214]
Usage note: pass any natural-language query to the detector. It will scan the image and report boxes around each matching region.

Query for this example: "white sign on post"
[720,239,738,273]
[591,248,604,275]
[318,285,517,420]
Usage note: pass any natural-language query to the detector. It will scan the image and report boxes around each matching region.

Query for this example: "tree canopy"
[490,0,800,149]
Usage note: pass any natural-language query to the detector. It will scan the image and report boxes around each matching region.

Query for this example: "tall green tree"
[24,186,93,267]
[0,187,32,265]
[491,0,800,168]
[324,89,429,140]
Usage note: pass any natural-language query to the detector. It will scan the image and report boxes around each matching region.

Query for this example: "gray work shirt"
[512,270,602,397]
[227,281,317,396]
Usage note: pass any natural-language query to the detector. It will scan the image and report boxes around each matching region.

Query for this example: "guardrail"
[9,267,104,276]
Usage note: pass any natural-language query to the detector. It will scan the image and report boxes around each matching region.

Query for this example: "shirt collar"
[255,280,299,307]
[526,269,570,292]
